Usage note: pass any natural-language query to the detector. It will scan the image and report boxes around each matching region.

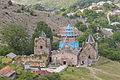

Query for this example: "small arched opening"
[40,46,43,49]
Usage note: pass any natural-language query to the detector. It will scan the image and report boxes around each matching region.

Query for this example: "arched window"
[88,55,91,59]
[40,46,43,49]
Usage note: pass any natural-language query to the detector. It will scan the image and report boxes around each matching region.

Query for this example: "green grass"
[96,72,120,80]
[93,57,120,75]
[59,67,94,80]
[0,56,4,61]
[60,57,120,80]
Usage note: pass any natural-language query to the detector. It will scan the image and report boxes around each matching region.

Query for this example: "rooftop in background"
[6,52,17,59]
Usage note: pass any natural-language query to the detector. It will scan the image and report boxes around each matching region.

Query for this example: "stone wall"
[52,52,78,65]
[21,56,48,67]
[34,37,50,55]
[78,43,98,66]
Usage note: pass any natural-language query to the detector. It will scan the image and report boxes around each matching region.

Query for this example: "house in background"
[6,52,17,60]
[2,52,17,63]
[101,28,113,37]
[0,66,16,79]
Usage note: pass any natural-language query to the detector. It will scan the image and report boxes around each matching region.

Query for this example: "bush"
[16,9,21,13]
[75,22,87,32]
[30,10,37,16]
[2,57,12,63]
[0,46,15,56]
[8,0,13,6]
[52,41,59,50]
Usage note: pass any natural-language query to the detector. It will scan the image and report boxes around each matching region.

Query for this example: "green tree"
[32,21,53,53]
[52,41,59,50]
[75,22,87,32]
[8,0,13,6]
[0,45,15,56]
[83,9,98,20]
[32,21,53,40]
[1,24,30,54]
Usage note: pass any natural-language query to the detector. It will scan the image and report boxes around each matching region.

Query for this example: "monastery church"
[34,24,98,67]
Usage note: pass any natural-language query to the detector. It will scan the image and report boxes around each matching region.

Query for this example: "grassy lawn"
[96,72,120,80]
[59,67,94,80]
[93,57,120,75]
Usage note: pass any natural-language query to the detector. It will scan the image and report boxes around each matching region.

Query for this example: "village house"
[6,52,17,60]
[0,66,16,79]
[101,28,113,37]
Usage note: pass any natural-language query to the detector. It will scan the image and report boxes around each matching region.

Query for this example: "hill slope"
[0,0,82,35]
[11,0,109,10]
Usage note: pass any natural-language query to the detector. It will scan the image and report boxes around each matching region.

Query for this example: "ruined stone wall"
[21,56,48,67]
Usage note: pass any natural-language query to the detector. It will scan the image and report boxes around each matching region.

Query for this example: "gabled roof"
[6,52,17,59]
[39,31,46,37]
[86,34,95,42]
[0,66,14,76]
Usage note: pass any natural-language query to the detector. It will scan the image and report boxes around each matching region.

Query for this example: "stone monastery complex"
[21,24,99,67]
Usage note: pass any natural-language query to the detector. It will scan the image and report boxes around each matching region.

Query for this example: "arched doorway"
[49,57,52,62]
[63,60,67,65]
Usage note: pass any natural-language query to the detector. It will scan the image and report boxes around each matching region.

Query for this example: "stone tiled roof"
[6,52,17,59]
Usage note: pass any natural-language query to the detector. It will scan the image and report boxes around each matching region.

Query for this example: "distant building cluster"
[33,24,98,67]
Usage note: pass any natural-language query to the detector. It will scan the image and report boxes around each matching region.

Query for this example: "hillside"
[11,0,109,10]
[0,0,82,36]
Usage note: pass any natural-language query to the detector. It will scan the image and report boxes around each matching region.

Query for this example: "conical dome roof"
[39,31,46,37]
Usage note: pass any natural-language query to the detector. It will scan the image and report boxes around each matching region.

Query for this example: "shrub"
[0,46,15,56]
[16,9,21,13]
[8,0,13,6]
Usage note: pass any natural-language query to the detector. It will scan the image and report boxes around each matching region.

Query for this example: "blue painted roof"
[64,24,76,36]
[59,41,79,48]
[59,24,79,49]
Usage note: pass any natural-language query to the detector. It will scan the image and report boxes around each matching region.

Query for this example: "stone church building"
[34,31,51,55]
[34,24,98,67]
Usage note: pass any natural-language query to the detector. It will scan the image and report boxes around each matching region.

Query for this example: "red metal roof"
[0,66,14,75]
[36,70,51,75]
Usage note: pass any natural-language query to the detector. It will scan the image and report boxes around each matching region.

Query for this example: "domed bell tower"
[34,31,51,55]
